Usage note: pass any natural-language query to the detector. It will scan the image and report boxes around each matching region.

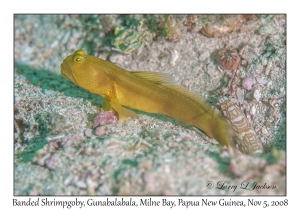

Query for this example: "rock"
[95,126,106,137]
[253,89,261,101]
[242,77,254,90]
[84,128,93,137]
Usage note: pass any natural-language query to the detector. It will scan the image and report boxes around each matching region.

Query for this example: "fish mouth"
[60,61,77,84]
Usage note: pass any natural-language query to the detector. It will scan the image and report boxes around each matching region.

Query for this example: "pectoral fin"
[102,99,112,111]
[102,99,137,121]
[102,83,138,121]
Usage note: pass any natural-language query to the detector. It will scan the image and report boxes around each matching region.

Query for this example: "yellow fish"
[61,49,233,147]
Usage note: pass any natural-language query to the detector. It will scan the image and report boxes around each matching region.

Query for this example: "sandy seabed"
[14,14,286,195]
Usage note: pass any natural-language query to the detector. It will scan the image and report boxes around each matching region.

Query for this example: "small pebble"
[270,99,280,108]
[250,105,256,115]
[117,131,126,136]
[256,77,268,85]
[63,135,76,147]
[242,77,254,90]
[262,57,268,66]
[139,160,153,170]
[95,126,106,137]
[236,87,244,104]
[199,49,210,61]
[253,89,261,101]
[207,63,216,77]
[87,177,98,195]
[74,180,87,189]
[265,62,272,75]
[90,170,101,180]
[170,49,179,66]
[84,128,93,137]
[46,133,66,142]
[230,155,250,177]
[93,111,114,128]
[45,157,56,170]
[34,153,51,166]
[261,127,268,135]
[64,176,73,186]
[267,80,273,88]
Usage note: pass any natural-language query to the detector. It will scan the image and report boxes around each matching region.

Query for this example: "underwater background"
[14,14,286,195]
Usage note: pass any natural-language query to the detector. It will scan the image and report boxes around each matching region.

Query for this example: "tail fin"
[211,112,234,148]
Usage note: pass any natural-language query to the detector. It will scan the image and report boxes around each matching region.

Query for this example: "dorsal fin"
[130,71,176,85]
[167,85,212,110]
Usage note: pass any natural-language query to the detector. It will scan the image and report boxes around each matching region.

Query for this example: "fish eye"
[73,55,84,63]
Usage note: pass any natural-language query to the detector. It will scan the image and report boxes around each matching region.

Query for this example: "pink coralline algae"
[93,111,114,128]
[242,77,254,91]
